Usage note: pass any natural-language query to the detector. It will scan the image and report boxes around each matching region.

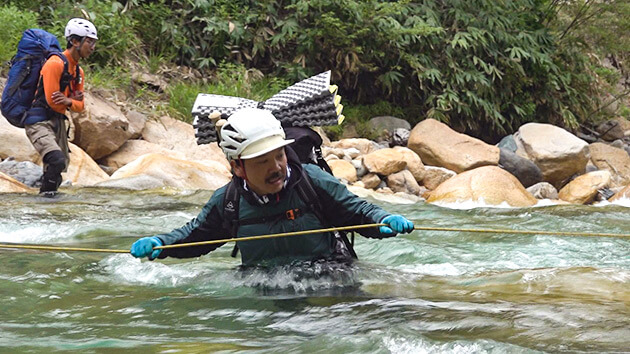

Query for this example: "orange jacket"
[39,49,85,114]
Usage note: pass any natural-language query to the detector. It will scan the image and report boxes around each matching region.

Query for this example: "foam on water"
[430,197,562,210]
[382,336,537,354]
[98,254,203,287]
[595,196,630,208]
[0,224,80,244]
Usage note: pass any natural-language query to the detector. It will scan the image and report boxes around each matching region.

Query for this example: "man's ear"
[72,38,80,47]
[231,160,246,178]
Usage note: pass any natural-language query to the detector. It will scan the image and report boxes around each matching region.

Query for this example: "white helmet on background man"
[65,18,98,40]
[219,108,294,161]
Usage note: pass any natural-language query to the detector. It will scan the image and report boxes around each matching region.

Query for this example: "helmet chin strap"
[77,37,86,59]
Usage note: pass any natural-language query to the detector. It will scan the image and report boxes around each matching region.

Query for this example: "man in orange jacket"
[25,18,98,197]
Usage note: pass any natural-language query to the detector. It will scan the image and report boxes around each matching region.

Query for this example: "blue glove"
[379,215,414,235]
[130,236,163,260]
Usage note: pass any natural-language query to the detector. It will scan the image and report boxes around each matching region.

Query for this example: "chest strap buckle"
[285,208,302,220]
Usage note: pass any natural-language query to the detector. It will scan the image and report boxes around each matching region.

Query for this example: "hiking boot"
[39,191,58,198]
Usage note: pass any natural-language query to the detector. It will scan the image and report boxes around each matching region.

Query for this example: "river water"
[0,189,628,353]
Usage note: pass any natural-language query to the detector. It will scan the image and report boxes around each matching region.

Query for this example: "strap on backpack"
[294,168,358,259]
[5,55,36,97]
[221,181,241,257]
[32,53,81,110]
[54,53,80,93]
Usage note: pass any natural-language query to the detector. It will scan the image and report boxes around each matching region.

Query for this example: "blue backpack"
[1,29,78,128]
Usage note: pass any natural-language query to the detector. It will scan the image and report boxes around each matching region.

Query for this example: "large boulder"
[363,148,407,176]
[0,116,39,162]
[140,115,229,169]
[94,174,166,190]
[588,142,630,187]
[514,123,589,188]
[392,146,425,182]
[328,159,357,183]
[408,119,500,173]
[558,170,611,204]
[0,172,32,193]
[109,153,231,191]
[426,165,537,207]
[62,143,110,186]
[71,93,134,160]
[99,140,187,171]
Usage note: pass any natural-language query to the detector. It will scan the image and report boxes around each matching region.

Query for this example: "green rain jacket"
[156,162,392,266]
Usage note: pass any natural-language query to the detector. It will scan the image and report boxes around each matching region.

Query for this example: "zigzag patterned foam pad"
[191,71,342,145]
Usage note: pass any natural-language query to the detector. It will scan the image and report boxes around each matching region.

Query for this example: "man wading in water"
[130,108,414,266]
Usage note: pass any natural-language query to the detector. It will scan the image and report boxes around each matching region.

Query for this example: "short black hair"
[66,35,83,49]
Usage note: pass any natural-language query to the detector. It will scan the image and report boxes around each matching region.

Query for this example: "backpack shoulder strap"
[295,167,358,259]
[222,180,241,257]
[50,53,79,92]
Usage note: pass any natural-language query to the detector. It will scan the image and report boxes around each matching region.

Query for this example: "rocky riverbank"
[1,88,630,206]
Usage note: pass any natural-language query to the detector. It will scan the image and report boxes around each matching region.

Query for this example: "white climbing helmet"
[65,18,98,40]
[219,108,294,160]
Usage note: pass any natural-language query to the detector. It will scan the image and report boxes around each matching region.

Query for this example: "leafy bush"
[6,0,140,67]
[150,0,599,141]
[0,6,38,72]
[3,0,620,142]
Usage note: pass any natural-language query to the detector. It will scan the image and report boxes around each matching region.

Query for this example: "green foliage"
[133,0,599,140]
[88,65,130,91]
[4,0,622,141]
[6,0,140,67]
[0,5,38,71]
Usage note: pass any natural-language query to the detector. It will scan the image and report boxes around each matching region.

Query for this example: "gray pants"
[25,114,70,172]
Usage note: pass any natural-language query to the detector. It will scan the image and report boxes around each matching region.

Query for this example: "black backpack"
[284,126,333,174]
[222,141,357,260]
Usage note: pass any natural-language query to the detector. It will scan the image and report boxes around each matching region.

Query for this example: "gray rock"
[498,149,542,188]
[527,182,558,199]
[368,116,411,133]
[390,128,410,147]
[585,164,599,173]
[611,139,625,149]
[596,120,625,141]
[351,159,368,178]
[0,158,43,187]
[577,132,597,144]
[497,134,518,152]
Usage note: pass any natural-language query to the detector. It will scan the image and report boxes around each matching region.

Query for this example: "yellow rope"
[0,244,129,253]
[413,226,630,239]
[0,223,628,254]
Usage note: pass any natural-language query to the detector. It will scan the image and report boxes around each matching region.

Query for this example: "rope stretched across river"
[0,224,628,254]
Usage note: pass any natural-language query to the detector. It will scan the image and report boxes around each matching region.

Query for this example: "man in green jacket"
[130,108,414,266]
